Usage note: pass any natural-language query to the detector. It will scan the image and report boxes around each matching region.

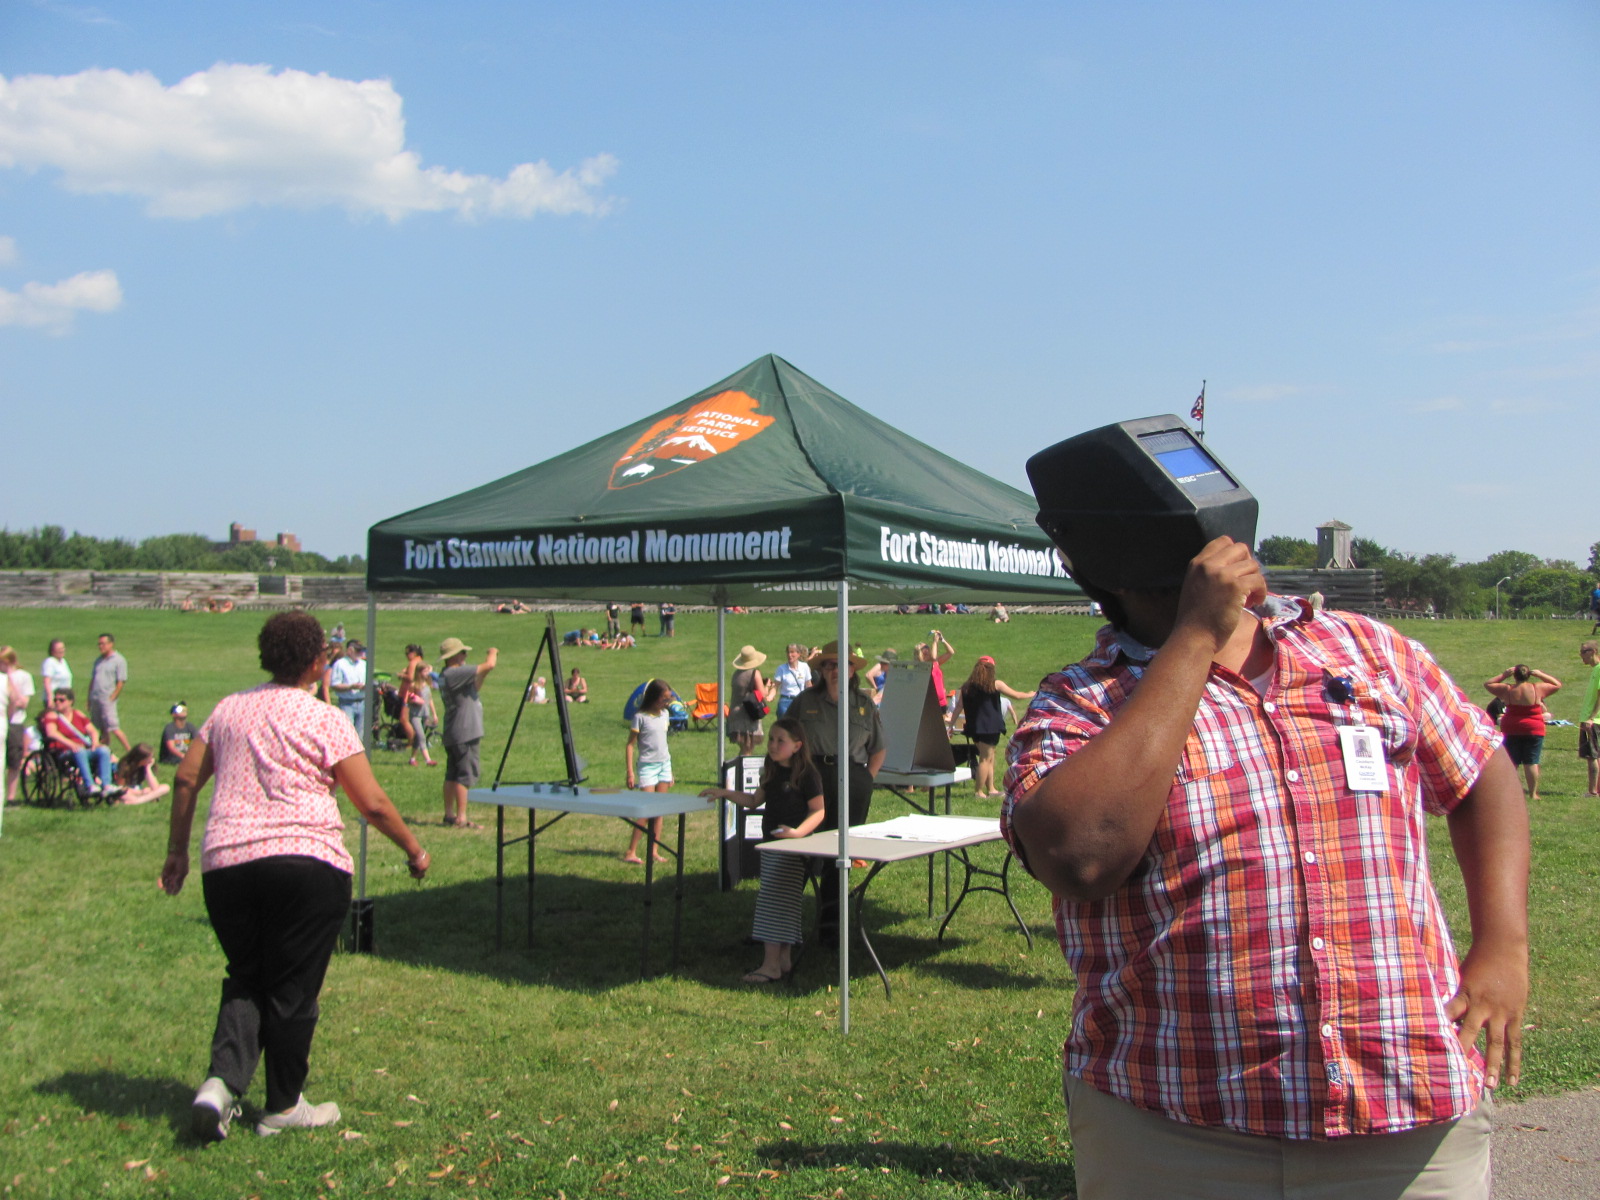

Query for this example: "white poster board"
[877,660,955,774]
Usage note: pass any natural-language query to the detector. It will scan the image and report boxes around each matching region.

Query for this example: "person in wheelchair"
[41,688,122,800]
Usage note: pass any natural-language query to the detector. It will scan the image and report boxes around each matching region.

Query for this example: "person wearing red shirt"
[41,688,120,799]
[913,630,955,707]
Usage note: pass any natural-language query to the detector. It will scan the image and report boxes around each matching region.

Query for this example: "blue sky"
[3,1,1596,564]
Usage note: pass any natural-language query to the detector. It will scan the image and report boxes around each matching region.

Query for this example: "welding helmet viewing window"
[1026,414,1258,592]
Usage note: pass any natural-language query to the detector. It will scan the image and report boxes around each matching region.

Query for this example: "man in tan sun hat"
[789,640,884,945]
[438,636,497,829]
[728,645,772,756]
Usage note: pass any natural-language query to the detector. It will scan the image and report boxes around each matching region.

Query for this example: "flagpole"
[1192,380,1207,442]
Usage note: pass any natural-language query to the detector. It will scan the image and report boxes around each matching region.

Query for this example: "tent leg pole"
[715,591,727,784]
[837,582,850,1035]
[352,593,375,953]
[360,594,376,902]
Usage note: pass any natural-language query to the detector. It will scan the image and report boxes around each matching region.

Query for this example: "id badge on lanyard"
[1324,670,1386,793]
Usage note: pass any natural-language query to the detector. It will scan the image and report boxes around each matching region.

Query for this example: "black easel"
[491,613,583,791]
[487,614,587,950]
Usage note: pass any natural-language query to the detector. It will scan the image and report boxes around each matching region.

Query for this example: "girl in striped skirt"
[701,718,825,984]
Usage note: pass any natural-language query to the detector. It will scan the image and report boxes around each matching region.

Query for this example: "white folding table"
[756,814,1031,998]
[468,783,714,978]
[875,766,973,914]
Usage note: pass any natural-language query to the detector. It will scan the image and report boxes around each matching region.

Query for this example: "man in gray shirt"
[438,636,497,829]
[89,632,131,753]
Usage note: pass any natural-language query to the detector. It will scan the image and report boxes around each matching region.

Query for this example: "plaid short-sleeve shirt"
[1002,597,1499,1140]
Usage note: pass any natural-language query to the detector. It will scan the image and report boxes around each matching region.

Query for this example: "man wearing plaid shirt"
[1004,537,1529,1199]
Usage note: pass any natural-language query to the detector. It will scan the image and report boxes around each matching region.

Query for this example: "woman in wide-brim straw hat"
[789,640,885,945]
[727,645,773,756]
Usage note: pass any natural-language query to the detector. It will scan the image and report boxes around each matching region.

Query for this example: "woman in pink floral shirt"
[162,612,430,1142]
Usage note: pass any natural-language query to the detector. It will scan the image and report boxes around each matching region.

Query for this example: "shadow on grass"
[756,1137,1075,1198]
[35,1070,195,1138]
[914,957,1055,990]
[357,868,961,995]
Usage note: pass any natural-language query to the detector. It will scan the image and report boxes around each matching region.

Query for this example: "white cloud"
[1490,395,1560,415]
[24,0,119,27]
[0,267,122,333]
[1410,396,1463,413]
[0,235,16,266]
[0,64,618,221]
[1421,302,1600,355]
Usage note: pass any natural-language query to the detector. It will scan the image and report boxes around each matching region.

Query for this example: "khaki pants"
[1065,1075,1491,1200]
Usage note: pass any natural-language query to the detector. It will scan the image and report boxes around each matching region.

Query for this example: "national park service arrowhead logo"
[608,390,775,489]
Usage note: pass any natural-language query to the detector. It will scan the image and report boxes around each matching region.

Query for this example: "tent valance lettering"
[402,525,799,573]
[878,525,1065,578]
[642,526,792,564]
[405,537,542,571]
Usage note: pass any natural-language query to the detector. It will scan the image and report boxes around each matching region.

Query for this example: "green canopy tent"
[368,353,1075,605]
[364,354,1081,1030]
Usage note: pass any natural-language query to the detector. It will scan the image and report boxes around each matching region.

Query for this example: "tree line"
[2,522,1591,614]
[1257,535,1600,618]
[0,526,364,575]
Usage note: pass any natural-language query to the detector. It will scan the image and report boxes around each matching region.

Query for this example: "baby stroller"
[373,676,434,753]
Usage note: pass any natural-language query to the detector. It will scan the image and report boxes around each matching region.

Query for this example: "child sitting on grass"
[114,742,171,806]
[700,718,825,984]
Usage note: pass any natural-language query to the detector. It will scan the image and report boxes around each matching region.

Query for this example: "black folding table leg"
[670,813,687,970]
[495,804,506,951]
[640,819,655,980]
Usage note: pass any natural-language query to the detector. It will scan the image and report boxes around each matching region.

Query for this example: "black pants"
[201,856,351,1112]
[815,759,874,938]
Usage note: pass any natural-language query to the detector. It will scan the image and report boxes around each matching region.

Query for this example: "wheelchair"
[19,747,110,809]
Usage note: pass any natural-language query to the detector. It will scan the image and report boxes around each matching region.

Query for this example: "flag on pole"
[1190,384,1206,424]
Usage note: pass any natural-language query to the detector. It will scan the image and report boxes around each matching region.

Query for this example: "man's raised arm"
[1010,538,1264,902]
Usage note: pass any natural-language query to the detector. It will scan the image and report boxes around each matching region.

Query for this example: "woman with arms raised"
[1484,663,1561,801]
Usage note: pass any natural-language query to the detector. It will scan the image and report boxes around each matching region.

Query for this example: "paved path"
[1492,1087,1600,1199]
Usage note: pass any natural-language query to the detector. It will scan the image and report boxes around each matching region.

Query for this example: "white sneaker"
[256,1094,340,1136]
[191,1077,241,1143]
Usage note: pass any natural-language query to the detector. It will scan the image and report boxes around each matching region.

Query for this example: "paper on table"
[848,815,999,842]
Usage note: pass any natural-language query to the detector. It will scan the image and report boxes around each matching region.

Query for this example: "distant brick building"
[224,523,301,553]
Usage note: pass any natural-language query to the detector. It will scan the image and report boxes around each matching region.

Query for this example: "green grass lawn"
[1,607,1596,1199]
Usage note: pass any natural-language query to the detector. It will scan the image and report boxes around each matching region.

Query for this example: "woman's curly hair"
[259,611,327,681]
